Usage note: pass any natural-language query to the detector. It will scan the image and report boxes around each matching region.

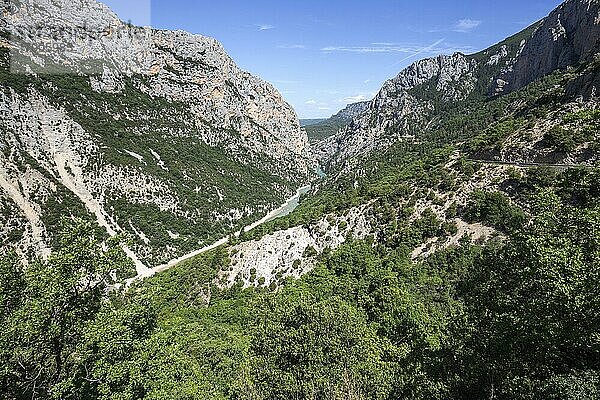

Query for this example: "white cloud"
[256,24,274,31]
[340,92,376,103]
[343,94,369,102]
[318,107,331,110]
[321,40,474,55]
[278,44,306,49]
[305,100,317,105]
[321,45,416,53]
[392,38,446,65]
[454,19,482,32]
[364,79,371,84]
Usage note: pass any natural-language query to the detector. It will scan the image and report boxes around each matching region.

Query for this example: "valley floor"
[128,184,312,284]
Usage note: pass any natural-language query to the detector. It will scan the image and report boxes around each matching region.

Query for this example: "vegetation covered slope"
[1,0,600,399]
[304,118,346,143]
[305,101,370,143]
[2,167,599,399]
[0,0,313,267]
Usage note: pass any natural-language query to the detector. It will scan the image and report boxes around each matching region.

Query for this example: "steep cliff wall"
[0,0,314,265]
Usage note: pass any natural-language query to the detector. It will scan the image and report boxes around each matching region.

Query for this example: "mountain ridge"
[304,101,370,144]
[230,0,600,290]
[0,0,314,267]
[314,0,600,171]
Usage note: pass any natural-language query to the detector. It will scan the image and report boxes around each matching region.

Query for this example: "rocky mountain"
[225,0,600,289]
[313,52,480,166]
[494,0,600,94]
[304,101,370,144]
[316,0,600,170]
[0,0,313,268]
[331,101,370,122]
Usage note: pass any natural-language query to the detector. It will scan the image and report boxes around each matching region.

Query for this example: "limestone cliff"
[0,0,313,266]
[315,53,479,167]
[317,0,600,170]
[494,0,600,94]
[331,101,370,122]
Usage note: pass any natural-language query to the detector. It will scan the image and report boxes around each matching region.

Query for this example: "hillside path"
[126,185,311,286]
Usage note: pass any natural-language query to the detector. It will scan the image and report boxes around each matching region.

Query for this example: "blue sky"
[101,0,563,119]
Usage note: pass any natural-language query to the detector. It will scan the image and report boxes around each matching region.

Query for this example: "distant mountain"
[304,101,370,144]
[0,0,314,268]
[300,119,326,127]
[315,0,600,170]
[331,101,370,122]
[304,120,345,143]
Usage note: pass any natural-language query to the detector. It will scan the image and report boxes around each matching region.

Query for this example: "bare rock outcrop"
[316,53,478,167]
[0,0,314,265]
[494,0,600,94]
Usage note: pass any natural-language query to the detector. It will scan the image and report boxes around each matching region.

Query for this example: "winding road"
[467,159,598,170]
[126,185,311,286]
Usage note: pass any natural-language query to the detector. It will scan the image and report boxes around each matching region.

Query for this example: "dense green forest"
[303,119,347,143]
[3,44,600,400]
[2,0,600,397]
[1,166,599,399]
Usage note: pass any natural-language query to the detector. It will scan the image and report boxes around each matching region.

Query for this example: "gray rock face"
[331,101,370,122]
[221,204,372,289]
[494,0,600,94]
[0,0,314,265]
[381,53,477,102]
[3,0,311,167]
[316,53,478,167]
[320,0,600,169]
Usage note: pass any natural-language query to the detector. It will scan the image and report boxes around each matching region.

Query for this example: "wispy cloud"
[278,44,306,49]
[321,38,475,68]
[343,94,370,102]
[392,38,446,65]
[454,19,482,32]
[256,24,274,31]
[321,44,420,53]
[320,40,472,55]
[304,99,333,110]
[408,19,482,34]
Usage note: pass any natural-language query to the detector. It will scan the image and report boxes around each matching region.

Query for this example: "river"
[261,185,311,224]
[131,184,312,281]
